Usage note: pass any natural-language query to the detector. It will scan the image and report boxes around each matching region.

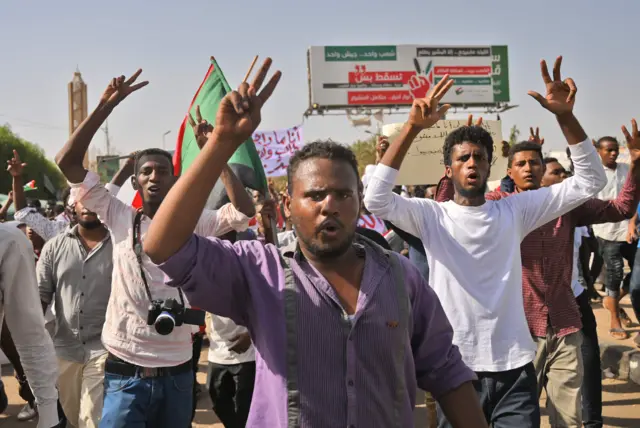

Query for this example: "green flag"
[173,57,268,209]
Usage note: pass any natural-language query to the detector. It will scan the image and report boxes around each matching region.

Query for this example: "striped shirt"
[157,235,475,427]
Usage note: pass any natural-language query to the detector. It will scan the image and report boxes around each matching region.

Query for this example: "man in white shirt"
[0,222,61,428]
[55,69,255,428]
[207,314,255,428]
[364,57,607,427]
[592,136,637,339]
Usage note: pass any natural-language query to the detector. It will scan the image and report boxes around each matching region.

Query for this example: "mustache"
[315,217,344,233]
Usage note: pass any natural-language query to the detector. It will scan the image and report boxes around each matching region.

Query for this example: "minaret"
[68,68,88,168]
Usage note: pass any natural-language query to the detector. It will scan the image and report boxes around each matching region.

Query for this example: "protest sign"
[253,126,304,177]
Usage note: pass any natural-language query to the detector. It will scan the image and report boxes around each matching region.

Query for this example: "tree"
[350,135,377,177]
[0,125,66,199]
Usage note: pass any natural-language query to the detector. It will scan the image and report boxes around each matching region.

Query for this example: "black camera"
[146,298,205,335]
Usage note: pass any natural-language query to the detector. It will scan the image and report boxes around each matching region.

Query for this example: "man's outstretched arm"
[144,57,281,264]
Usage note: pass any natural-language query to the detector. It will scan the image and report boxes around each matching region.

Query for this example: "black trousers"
[190,332,205,424]
[577,292,603,428]
[437,362,540,428]
[206,361,255,428]
[598,238,636,297]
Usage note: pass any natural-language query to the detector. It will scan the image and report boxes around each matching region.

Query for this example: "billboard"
[307,45,509,109]
[97,156,121,184]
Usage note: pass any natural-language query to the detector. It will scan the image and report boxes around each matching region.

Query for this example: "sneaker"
[17,402,38,421]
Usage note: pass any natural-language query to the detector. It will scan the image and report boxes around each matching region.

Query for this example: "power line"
[0,114,66,131]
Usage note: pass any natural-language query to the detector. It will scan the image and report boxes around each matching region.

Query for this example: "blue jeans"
[99,370,193,428]
[408,246,429,280]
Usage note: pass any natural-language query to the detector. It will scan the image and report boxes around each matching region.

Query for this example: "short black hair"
[134,149,174,175]
[543,157,559,164]
[443,126,494,166]
[595,136,618,148]
[507,141,544,167]
[54,205,65,215]
[287,141,360,194]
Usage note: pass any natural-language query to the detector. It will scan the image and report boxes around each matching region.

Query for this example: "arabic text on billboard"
[308,45,510,108]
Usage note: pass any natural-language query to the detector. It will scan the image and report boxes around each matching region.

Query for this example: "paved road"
[0,297,638,427]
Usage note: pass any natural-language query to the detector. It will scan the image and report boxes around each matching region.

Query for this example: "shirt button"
[80,310,83,314]
[348,380,354,386]
[82,275,86,279]
[80,326,83,330]
[81,293,84,296]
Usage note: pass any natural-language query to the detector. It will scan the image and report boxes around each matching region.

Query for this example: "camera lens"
[155,312,176,335]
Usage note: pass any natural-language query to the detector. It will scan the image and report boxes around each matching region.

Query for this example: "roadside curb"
[600,342,640,385]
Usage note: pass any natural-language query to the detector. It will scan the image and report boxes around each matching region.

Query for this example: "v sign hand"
[528,56,577,116]
[622,119,640,166]
[214,57,282,145]
[100,69,149,109]
[6,150,27,177]
[407,74,453,130]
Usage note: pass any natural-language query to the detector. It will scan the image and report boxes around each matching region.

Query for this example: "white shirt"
[208,314,255,365]
[364,139,606,372]
[592,162,630,241]
[70,171,250,367]
[572,226,590,297]
[0,223,59,428]
[14,207,69,242]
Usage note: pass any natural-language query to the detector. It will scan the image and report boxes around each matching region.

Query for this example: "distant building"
[68,69,88,168]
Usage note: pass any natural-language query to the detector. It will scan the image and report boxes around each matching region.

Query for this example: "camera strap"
[132,210,186,306]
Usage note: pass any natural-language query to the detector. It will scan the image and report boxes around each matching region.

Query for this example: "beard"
[454,177,488,199]
[297,228,355,261]
[78,219,102,230]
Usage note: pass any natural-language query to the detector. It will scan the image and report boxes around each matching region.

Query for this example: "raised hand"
[528,56,577,116]
[622,119,640,164]
[188,105,214,149]
[6,150,26,177]
[407,75,453,130]
[99,69,149,109]
[214,57,282,145]
[528,127,545,145]
[466,114,483,127]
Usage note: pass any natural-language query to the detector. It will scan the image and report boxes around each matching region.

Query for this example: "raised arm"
[105,153,136,194]
[511,57,606,233]
[0,227,59,428]
[363,76,453,238]
[144,57,281,264]
[55,70,148,184]
[7,150,27,211]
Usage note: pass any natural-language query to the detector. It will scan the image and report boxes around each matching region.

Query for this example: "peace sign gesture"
[100,69,149,108]
[528,56,577,116]
[528,127,545,145]
[6,150,27,177]
[188,105,214,149]
[466,114,483,127]
[214,57,282,145]
[407,75,453,130]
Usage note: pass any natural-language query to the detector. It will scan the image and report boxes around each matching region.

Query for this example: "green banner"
[325,46,397,62]
[97,156,120,184]
[491,45,510,102]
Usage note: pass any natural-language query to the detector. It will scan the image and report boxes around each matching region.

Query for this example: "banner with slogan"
[253,125,304,177]
[382,120,505,185]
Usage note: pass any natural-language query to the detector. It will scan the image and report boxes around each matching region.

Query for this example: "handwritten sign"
[382,120,505,185]
[253,126,304,177]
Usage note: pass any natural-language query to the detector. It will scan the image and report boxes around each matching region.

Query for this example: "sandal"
[609,328,629,340]
[619,308,634,327]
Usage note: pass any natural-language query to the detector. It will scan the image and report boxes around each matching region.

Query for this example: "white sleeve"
[508,139,607,235]
[0,227,59,428]
[14,208,67,242]
[104,182,121,196]
[364,163,436,241]
[69,171,135,239]
[195,204,251,238]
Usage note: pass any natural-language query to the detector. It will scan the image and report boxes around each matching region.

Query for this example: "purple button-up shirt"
[158,235,475,427]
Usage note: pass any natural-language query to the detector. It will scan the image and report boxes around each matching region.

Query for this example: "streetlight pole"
[162,130,171,150]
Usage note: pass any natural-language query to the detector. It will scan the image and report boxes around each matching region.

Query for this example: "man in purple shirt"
[144,57,486,428]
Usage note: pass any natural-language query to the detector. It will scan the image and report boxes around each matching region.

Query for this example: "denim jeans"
[99,368,193,428]
[408,246,429,280]
[598,238,636,298]
[627,248,640,324]
[437,363,540,428]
